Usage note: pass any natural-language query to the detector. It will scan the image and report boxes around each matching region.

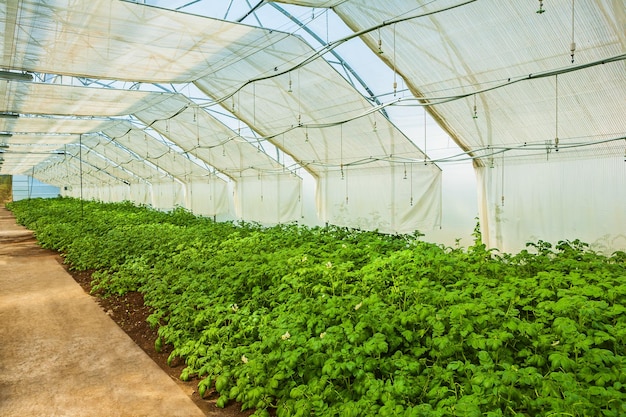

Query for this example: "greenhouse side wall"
[476,156,626,254]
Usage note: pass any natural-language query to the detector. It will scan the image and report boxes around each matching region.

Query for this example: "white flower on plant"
[231,303,239,312]
[320,332,326,339]
[354,302,363,311]
[551,340,560,346]
[241,355,249,364]
[342,244,347,248]
[301,255,308,262]
[326,261,333,269]
[281,331,291,340]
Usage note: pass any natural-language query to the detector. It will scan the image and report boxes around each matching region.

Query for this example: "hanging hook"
[536,0,545,14]
[472,94,478,119]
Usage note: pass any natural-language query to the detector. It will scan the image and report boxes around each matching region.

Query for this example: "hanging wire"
[393,24,398,96]
[409,163,414,206]
[237,92,241,136]
[377,28,384,54]
[501,152,505,206]
[570,0,576,63]
[555,74,559,151]
[340,124,344,180]
[195,107,200,147]
[472,94,478,119]
[423,106,427,164]
[325,8,329,44]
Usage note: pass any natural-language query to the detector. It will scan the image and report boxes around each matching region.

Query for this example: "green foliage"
[7,197,626,417]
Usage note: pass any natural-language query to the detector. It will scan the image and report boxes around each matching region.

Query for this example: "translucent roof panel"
[102,123,216,181]
[1,0,281,83]
[79,135,170,183]
[194,27,434,175]
[0,80,175,117]
[275,0,626,165]
[0,117,126,135]
[133,94,290,178]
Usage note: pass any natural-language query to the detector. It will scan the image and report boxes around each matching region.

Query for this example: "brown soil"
[57,258,256,417]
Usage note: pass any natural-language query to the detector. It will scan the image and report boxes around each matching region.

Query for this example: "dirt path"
[0,206,207,417]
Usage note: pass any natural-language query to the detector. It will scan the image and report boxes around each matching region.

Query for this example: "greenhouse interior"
[0,0,622,253]
[1,1,626,416]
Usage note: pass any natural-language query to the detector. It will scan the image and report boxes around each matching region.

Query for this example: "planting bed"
[8,197,626,417]
[65,266,254,417]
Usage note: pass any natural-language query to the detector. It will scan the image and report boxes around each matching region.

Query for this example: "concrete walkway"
[0,207,205,417]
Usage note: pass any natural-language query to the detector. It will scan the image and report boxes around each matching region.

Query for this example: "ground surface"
[0,206,253,417]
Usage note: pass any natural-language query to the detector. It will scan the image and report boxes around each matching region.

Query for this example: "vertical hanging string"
[393,24,397,96]
[423,106,427,164]
[79,134,84,220]
[501,153,505,206]
[253,83,256,127]
[237,92,241,136]
[298,70,302,126]
[29,166,34,200]
[473,94,478,119]
[570,0,576,63]
[555,74,559,151]
[325,9,329,44]
[410,163,414,206]
[340,124,344,180]
[377,28,383,54]
[195,106,200,147]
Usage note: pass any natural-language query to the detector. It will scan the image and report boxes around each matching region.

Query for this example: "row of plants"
[7,197,626,416]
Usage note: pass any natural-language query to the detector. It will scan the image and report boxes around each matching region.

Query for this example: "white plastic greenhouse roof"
[274,0,626,165]
[1,0,625,247]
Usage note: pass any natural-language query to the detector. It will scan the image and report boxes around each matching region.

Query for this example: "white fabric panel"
[0,80,174,117]
[105,184,132,203]
[64,144,139,185]
[128,183,152,207]
[151,181,185,211]
[0,133,81,145]
[476,156,626,254]
[134,94,287,175]
[234,173,302,224]
[186,179,231,217]
[80,135,162,184]
[103,124,214,180]
[0,117,124,135]
[1,0,273,83]
[316,164,442,234]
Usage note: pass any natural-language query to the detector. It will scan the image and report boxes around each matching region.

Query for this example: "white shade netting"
[185,178,231,218]
[0,80,174,117]
[1,0,280,83]
[317,164,442,234]
[133,94,293,176]
[150,180,186,211]
[234,172,302,224]
[476,156,626,254]
[0,119,129,177]
[103,125,232,215]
